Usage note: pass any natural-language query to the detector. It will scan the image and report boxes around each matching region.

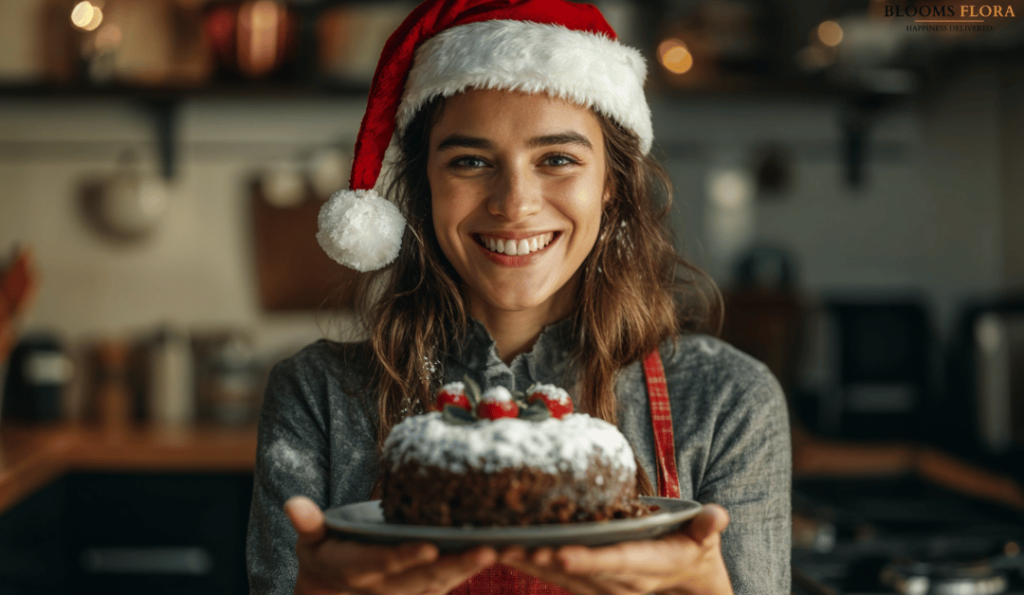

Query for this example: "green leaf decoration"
[518,399,551,422]
[441,404,478,425]
[463,376,482,407]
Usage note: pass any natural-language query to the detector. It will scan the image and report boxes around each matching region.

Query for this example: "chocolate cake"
[379,383,647,527]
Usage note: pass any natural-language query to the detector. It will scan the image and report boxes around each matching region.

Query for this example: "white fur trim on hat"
[398,20,653,154]
[316,189,405,272]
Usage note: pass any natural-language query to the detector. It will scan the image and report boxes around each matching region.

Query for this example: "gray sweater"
[246,319,791,595]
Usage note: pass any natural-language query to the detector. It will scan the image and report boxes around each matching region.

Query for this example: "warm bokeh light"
[239,0,283,77]
[657,38,684,60]
[817,20,844,47]
[70,1,95,29]
[84,6,103,31]
[658,39,694,75]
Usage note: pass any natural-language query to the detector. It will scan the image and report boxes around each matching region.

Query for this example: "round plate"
[324,497,702,551]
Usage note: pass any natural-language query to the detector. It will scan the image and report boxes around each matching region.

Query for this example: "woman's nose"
[487,166,542,222]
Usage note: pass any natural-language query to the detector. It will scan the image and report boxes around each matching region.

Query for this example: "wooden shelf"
[0,80,370,101]
[0,422,257,515]
[0,79,370,179]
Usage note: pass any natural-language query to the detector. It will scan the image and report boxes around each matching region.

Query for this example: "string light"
[657,38,694,75]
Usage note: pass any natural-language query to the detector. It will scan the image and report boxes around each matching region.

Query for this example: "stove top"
[792,477,1024,595]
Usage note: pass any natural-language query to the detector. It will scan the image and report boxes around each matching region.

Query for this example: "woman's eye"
[543,154,578,167]
[451,156,488,169]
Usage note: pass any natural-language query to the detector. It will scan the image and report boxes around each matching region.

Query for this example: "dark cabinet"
[0,476,68,594]
[0,472,253,595]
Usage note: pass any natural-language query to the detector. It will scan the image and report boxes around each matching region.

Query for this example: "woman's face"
[427,88,608,324]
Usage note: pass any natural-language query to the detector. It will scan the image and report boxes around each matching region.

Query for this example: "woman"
[247,1,790,594]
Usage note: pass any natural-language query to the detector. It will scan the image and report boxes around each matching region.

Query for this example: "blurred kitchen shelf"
[0,80,370,101]
[0,80,371,179]
[0,421,257,516]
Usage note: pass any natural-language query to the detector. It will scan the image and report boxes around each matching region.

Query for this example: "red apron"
[450,349,679,594]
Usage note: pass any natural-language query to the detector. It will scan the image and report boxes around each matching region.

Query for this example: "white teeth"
[480,233,554,256]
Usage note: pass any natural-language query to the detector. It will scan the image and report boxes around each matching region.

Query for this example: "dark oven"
[791,475,1024,595]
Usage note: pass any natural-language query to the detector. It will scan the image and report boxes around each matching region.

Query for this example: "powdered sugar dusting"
[270,439,317,481]
[383,412,636,479]
[529,384,571,405]
[440,381,465,395]
[481,386,513,402]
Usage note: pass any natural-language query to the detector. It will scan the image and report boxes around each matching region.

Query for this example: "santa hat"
[317,0,652,272]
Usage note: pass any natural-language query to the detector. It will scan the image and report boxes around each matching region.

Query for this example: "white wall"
[0,97,367,358]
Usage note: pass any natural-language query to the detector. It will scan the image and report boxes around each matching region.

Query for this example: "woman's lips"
[472,232,560,267]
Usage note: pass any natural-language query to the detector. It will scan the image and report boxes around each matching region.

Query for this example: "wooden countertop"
[792,427,1024,512]
[0,422,257,515]
[7,420,1021,518]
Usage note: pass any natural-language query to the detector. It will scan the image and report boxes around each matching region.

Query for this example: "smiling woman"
[247,1,791,594]
[427,90,608,358]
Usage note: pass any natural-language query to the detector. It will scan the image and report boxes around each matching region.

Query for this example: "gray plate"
[324,497,702,551]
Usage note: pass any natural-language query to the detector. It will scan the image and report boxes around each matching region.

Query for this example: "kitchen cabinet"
[0,475,67,594]
[0,472,254,595]
[0,423,258,594]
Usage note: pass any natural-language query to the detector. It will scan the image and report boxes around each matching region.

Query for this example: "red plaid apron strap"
[643,348,681,499]
[449,348,675,594]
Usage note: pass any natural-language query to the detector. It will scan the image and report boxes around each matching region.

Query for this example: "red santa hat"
[317,0,652,272]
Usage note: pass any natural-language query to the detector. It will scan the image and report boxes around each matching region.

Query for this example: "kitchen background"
[0,0,1023,593]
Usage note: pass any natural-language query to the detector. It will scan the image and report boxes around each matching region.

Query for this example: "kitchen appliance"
[943,299,1024,458]
[192,331,260,426]
[146,326,195,428]
[792,475,1024,595]
[794,299,935,442]
[2,332,74,422]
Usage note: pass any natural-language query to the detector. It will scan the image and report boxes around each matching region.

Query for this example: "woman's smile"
[427,88,608,321]
[472,231,559,265]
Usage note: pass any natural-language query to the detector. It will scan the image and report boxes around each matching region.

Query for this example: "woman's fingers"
[499,506,736,595]
[504,554,628,595]
[545,504,731,576]
[686,503,730,544]
[318,540,439,581]
[554,542,676,576]
[380,546,498,594]
[285,496,327,545]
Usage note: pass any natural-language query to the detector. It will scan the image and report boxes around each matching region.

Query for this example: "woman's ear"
[602,179,614,206]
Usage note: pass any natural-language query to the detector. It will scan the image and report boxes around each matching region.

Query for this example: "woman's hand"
[285,496,497,595]
[499,504,734,595]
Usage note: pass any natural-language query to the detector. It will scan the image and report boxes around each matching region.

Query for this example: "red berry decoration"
[476,387,519,420]
[477,401,519,419]
[435,382,471,412]
[527,384,573,419]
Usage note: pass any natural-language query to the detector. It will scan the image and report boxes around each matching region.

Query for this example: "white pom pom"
[316,189,406,272]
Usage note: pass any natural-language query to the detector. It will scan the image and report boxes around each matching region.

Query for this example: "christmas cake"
[379,381,648,527]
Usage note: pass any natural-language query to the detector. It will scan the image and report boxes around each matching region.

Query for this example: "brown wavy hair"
[350,95,723,495]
